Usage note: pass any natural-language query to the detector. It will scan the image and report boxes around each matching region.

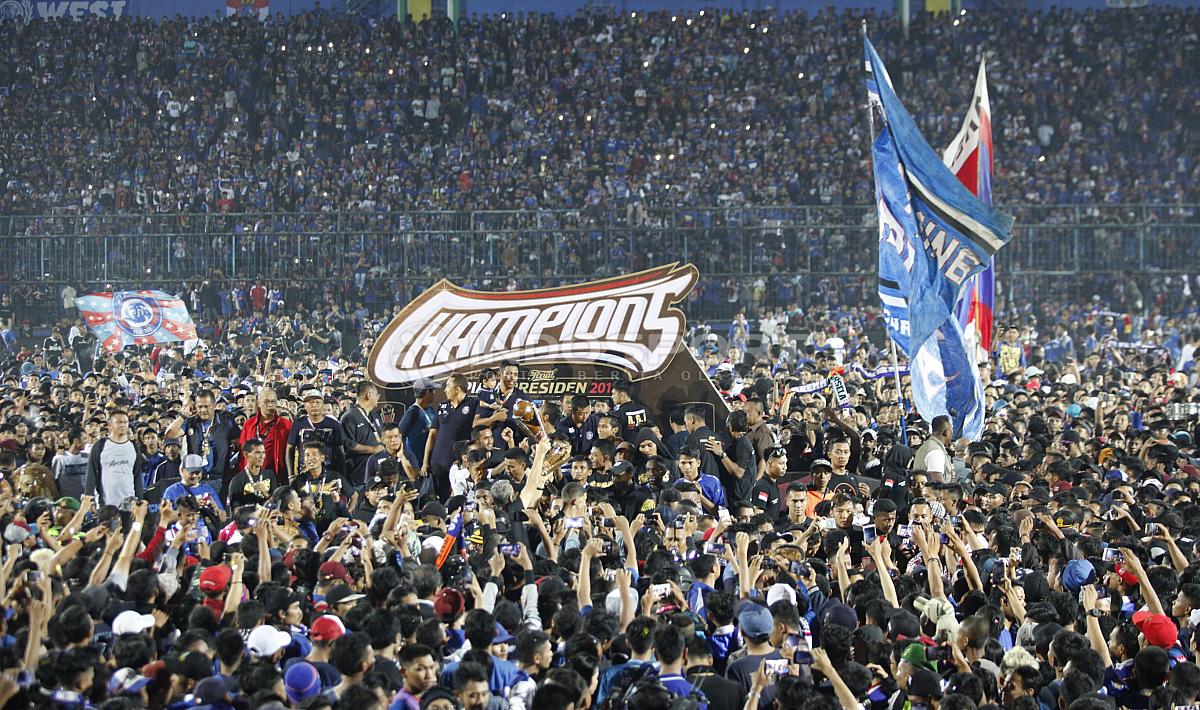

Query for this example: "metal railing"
[1,203,1196,298]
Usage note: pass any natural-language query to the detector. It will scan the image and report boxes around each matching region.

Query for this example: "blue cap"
[737,604,774,637]
[283,662,321,704]
[1062,559,1096,593]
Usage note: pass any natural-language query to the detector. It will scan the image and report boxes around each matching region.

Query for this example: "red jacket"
[238,414,292,478]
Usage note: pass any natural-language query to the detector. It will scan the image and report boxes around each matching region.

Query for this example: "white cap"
[181,454,207,472]
[247,625,292,657]
[113,610,156,636]
[766,583,797,607]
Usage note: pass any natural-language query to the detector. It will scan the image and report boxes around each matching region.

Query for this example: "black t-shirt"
[721,435,757,505]
[227,468,279,509]
[340,405,383,485]
[685,427,722,479]
[288,416,348,476]
[613,400,651,438]
[751,477,783,521]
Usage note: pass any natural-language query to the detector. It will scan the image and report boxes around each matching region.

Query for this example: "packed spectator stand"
[0,4,1198,710]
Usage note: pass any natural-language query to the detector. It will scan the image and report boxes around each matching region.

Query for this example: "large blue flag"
[866,37,1014,439]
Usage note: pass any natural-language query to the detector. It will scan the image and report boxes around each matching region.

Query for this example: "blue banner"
[866,36,1013,439]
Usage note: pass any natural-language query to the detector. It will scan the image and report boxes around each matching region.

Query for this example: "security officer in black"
[557,394,599,457]
[611,380,649,439]
[751,446,789,522]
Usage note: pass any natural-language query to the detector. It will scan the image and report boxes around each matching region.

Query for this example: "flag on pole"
[226,0,268,20]
[75,290,198,353]
[944,59,996,360]
[866,36,1013,439]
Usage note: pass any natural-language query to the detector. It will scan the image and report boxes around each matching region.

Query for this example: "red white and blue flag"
[75,290,198,353]
[226,0,268,20]
[944,59,996,361]
[435,512,463,569]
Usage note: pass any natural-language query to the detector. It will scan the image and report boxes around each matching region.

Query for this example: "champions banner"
[75,290,198,353]
[945,60,997,360]
[368,264,731,432]
[866,37,1013,439]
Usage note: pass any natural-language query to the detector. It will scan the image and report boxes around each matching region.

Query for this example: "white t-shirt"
[449,463,472,498]
[98,439,138,505]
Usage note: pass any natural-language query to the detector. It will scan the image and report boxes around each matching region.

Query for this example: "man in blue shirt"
[395,379,437,476]
[163,454,226,545]
[677,446,727,512]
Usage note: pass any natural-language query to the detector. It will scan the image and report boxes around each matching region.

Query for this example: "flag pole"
[863,22,910,447]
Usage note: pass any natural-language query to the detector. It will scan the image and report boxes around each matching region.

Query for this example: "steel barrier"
[0,204,1196,321]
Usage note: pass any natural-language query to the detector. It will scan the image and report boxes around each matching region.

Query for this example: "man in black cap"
[286,388,348,484]
[607,460,654,519]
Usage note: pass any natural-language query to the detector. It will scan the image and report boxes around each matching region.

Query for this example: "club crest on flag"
[76,290,199,353]
[113,292,163,338]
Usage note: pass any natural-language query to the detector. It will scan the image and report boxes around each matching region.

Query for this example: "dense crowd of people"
[1,7,1198,218]
[1,3,1200,710]
[0,271,1196,710]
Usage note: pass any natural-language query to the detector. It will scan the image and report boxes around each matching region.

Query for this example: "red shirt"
[239,414,292,477]
[250,285,266,310]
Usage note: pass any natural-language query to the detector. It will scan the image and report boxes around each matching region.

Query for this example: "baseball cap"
[325,583,366,609]
[737,604,773,637]
[199,564,232,593]
[1132,610,1179,649]
[247,625,293,657]
[493,623,514,645]
[181,454,207,472]
[108,668,152,695]
[318,561,352,585]
[412,377,438,394]
[194,676,230,705]
[434,588,465,622]
[113,610,157,636]
[283,662,321,704]
[900,642,936,671]
[1061,559,1096,592]
[301,389,324,401]
[810,458,833,471]
[419,502,448,519]
[309,615,346,642]
[908,667,943,699]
